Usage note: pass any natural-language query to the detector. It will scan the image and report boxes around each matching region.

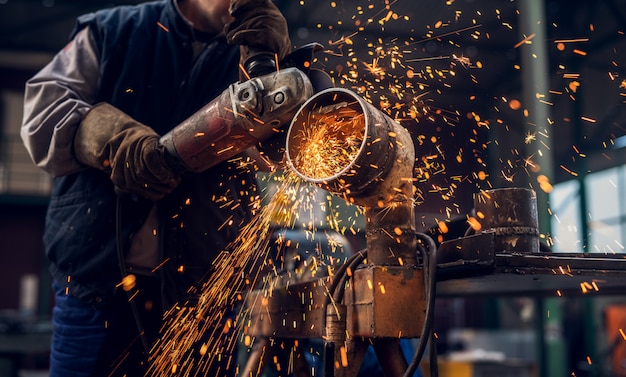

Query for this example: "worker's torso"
[45,0,257,307]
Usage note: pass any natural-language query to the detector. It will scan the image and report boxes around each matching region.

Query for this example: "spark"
[362,58,386,78]
[452,54,471,68]
[514,33,535,48]
[239,63,251,81]
[501,171,516,182]
[405,55,451,63]
[559,164,578,177]
[156,22,169,32]
[580,116,596,123]
[146,169,351,376]
[410,24,483,46]
[554,38,590,44]
[290,106,365,180]
[522,154,536,168]
[524,132,537,144]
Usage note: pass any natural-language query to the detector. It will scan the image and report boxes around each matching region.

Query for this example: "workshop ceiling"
[1,0,625,211]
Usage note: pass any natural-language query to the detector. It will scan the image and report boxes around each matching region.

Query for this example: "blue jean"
[49,280,158,377]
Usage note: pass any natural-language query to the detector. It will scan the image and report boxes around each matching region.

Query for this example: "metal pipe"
[286,88,417,265]
[285,88,423,375]
[474,187,540,252]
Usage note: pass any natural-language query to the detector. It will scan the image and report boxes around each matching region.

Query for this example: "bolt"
[274,92,285,104]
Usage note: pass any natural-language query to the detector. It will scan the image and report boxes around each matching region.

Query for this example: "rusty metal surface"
[344,266,426,338]
[435,218,626,297]
[474,188,540,253]
[248,239,626,340]
[246,276,329,339]
[160,67,313,173]
[246,265,428,339]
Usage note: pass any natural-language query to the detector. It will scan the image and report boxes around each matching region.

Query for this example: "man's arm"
[21,27,99,177]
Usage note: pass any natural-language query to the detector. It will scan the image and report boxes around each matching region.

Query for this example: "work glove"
[74,103,180,201]
[225,0,292,80]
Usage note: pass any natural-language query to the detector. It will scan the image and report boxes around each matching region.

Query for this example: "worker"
[20,0,292,376]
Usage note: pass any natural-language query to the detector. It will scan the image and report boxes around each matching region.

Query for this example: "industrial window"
[587,167,626,253]
[551,166,626,254]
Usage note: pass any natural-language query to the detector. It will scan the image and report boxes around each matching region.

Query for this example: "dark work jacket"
[44,0,257,307]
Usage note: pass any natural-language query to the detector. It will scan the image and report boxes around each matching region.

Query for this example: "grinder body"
[160,67,314,173]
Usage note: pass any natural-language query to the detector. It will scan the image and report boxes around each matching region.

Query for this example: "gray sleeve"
[20,27,100,177]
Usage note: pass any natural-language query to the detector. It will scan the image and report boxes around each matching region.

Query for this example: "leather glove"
[225,0,291,80]
[74,103,180,201]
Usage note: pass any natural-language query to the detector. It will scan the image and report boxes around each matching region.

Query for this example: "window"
[587,167,626,253]
[550,166,626,254]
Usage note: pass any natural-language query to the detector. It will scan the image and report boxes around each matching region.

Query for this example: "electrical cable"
[115,194,152,359]
[429,331,439,377]
[403,232,438,377]
[321,248,367,337]
[332,249,367,304]
[320,248,366,377]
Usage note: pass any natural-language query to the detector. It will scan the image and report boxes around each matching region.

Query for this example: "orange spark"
[514,33,535,48]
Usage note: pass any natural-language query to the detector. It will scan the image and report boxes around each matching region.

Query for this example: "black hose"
[115,194,152,358]
[403,233,438,377]
[429,331,439,377]
[321,248,367,338]
[332,249,367,304]
[320,249,366,377]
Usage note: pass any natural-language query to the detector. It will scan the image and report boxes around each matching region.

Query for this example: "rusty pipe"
[285,88,417,266]
[474,187,540,252]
